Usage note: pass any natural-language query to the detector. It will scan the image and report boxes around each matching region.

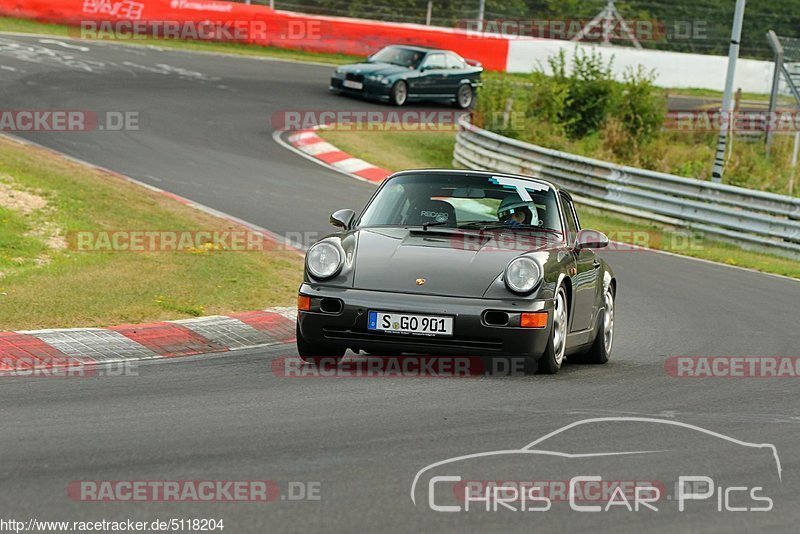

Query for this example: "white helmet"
[497,194,538,225]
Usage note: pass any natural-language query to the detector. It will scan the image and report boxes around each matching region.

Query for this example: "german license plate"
[342,80,363,90]
[368,311,453,336]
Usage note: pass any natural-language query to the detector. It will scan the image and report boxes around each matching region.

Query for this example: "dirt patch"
[0,179,48,214]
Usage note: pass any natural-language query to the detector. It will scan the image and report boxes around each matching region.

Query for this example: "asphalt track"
[1,34,799,532]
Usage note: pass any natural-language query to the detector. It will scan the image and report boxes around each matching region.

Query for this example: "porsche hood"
[351,227,553,297]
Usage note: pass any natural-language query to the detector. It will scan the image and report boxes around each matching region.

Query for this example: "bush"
[553,49,619,139]
[616,66,664,142]
[476,49,665,146]
[473,74,521,138]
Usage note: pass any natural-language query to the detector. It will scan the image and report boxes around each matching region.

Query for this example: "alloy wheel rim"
[458,86,472,107]
[395,83,407,105]
[603,289,614,354]
[553,290,567,365]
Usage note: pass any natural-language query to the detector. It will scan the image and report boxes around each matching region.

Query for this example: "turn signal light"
[520,311,548,328]
[297,294,311,311]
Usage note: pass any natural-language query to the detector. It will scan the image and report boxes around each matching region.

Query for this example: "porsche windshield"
[368,46,425,68]
[358,173,564,234]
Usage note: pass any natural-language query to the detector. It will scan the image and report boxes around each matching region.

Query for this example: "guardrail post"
[766,30,784,152]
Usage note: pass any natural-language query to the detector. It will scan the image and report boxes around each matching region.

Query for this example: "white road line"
[0,31,340,67]
[38,38,90,52]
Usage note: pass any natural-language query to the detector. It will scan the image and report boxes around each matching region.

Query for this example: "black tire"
[455,84,474,109]
[574,285,614,364]
[296,323,345,365]
[536,286,569,375]
[389,80,408,106]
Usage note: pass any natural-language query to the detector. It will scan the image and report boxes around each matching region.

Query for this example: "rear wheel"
[535,286,568,375]
[455,84,474,108]
[296,323,345,365]
[390,81,408,106]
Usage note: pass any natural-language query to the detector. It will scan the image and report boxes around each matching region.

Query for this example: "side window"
[446,53,466,69]
[560,194,579,242]
[422,54,446,70]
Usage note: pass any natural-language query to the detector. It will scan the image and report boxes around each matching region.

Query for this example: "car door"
[561,193,598,332]
[444,52,468,93]
[416,53,448,97]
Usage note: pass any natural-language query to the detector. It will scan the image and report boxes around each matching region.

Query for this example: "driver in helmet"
[497,193,539,226]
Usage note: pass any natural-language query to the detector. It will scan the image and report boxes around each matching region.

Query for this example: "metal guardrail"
[453,117,800,258]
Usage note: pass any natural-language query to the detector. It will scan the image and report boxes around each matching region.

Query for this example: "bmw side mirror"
[575,229,609,250]
[330,209,356,229]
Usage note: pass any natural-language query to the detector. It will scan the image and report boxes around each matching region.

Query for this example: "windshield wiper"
[458,221,562,235]
[457,220,496,229]
[421,221,449,230]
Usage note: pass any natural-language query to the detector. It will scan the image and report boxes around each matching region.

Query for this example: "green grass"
[319,127,457,170]
[0,136,303,330]
[0,16,363,65]
[666,87,770,101]
[316,128,800,279]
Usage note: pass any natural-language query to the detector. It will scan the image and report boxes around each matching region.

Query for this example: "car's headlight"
[333,69,345,79]
[366,74,385,82]
[306,241,343,280]
[504,257,541,294]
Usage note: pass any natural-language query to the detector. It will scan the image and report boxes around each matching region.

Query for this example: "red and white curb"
[285,129,392,183]
[0,308,297,373]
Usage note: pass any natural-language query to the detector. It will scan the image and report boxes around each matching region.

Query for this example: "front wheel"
[575,285,614,364]
[455,84,474,109]
[535,286,568,375]
[389,81,408,106]
[296,323,345,365]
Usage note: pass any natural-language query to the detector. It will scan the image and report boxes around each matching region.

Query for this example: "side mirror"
[330,209,355,229]
[575,229,609,250]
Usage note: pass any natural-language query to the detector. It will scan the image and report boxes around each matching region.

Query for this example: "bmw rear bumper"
[297,283,554,359]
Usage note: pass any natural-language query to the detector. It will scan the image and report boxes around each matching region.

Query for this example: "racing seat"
[405,199,457,227]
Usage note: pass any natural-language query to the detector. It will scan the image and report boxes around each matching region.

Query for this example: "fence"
[453,117,800,258]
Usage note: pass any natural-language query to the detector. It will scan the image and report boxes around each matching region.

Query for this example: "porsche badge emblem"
[415,278,426,286]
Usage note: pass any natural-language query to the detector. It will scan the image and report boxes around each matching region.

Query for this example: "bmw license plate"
[342,80,363,90]
[368,311,453,336]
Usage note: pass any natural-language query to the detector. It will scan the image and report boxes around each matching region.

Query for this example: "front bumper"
[297,284,554,359]
[329,77,391,101]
